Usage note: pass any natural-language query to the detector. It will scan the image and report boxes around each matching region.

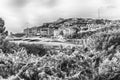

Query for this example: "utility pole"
[98,8,101,19]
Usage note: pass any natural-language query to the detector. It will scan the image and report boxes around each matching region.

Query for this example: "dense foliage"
[1,36,120,80]
[1,18,120,80]
[19,43,48,56]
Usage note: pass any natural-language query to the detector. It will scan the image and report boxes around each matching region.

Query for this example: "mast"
[98,8,101,19]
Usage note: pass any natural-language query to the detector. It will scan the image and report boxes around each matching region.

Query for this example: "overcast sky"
[0,0,120,33]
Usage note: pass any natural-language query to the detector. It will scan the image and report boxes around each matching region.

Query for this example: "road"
[10,37,81,47]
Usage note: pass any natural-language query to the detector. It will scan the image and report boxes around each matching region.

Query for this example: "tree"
[0,18,8,49]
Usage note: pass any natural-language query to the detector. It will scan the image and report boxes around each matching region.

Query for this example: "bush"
[87,31,120,51]
[1,41,120,80]
[1,40,19,53]
[19,43,48,56]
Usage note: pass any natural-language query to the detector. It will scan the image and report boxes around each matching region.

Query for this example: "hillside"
[1,18,120,80]
[38,18,119,39]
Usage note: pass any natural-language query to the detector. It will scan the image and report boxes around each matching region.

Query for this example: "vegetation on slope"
[1,18,120,80]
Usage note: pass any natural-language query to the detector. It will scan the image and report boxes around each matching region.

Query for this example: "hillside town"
[8,18,120,48]
[23,18,112,38]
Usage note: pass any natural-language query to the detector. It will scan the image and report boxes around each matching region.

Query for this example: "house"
[53,24,76,38]
[37,26,58,37]
[24,28,32,36]
[30,27,38,36]
[38,27,50,37]
[24,25,58,37]
[54,29,60,37]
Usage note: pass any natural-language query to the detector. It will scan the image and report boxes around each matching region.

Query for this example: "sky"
[0,0,120,33]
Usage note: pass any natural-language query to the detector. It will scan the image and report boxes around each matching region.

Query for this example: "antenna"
[98,8,100,19]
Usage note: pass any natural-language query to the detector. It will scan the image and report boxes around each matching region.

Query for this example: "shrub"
[87,31,120,51]
[1,40,19,53]
[19,43,48,56]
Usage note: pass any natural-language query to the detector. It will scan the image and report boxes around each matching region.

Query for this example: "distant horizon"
[7,17,120,34]
[0,0,120,33]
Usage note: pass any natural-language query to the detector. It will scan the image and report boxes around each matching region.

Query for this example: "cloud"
[0,0,120,33]
[8,0,29,8]
[38,0,58,7]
